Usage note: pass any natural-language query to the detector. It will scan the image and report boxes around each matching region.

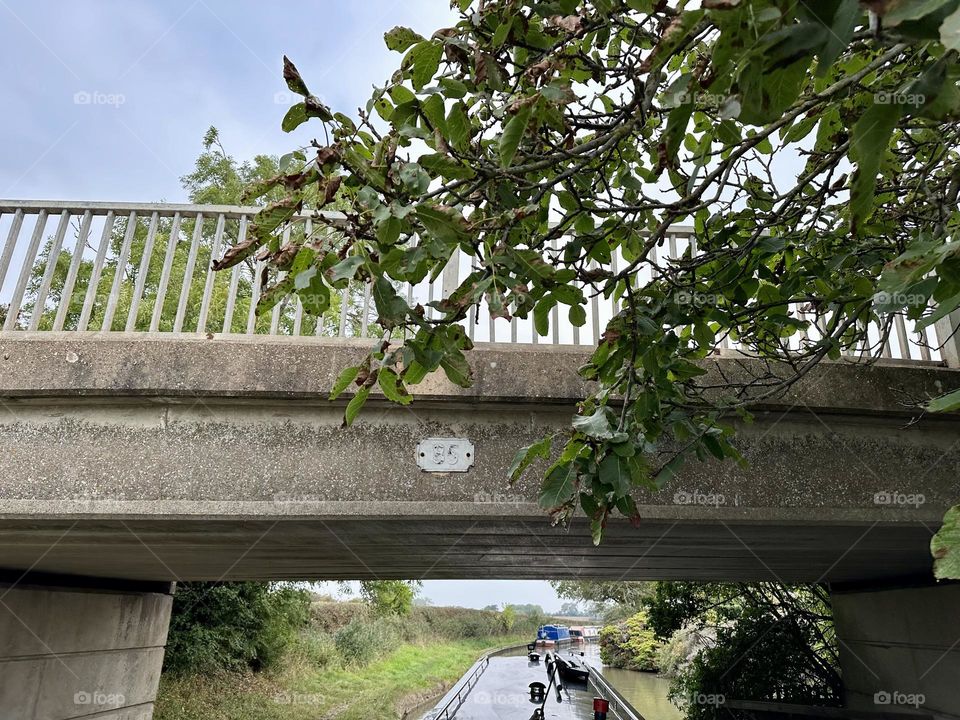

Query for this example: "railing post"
[935,310,960,367]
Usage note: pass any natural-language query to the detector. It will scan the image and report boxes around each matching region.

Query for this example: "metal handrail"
[0,199,951,363]
[586,662,647,720]
[428,653,492,720]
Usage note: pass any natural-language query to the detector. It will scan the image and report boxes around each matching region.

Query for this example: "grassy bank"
[156,634,529,720]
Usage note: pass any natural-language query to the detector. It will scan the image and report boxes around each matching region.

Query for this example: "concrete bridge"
[1,201,959,718]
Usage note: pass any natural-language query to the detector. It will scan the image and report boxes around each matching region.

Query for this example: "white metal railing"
[427,653,491,720]
[0,199,951,363]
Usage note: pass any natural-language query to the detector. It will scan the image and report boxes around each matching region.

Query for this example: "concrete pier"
[0,574,173,720]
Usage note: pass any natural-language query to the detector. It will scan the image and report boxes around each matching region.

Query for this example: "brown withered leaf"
[212,231,260,271]
[321,176,343,207]
[548,14,584,33]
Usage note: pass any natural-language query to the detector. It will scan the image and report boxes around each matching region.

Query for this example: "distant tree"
[557,601,585,616]
[551,580,653,610]
[500,604,517,632]
[358,580,420,616]
[20,127,363,336]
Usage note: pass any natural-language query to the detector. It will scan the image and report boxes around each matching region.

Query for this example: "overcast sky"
[0,0,456,200]
[0,0,570,612]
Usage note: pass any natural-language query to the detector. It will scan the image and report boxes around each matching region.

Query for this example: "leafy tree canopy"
[221,1,960,568]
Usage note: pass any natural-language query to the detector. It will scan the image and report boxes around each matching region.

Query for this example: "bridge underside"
[0,334,957,585]
[0,515,939,583]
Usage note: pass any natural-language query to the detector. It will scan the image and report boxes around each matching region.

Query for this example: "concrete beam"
[0,334,957,582]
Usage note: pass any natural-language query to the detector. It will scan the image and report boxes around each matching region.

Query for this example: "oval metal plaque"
[417,437,475,472]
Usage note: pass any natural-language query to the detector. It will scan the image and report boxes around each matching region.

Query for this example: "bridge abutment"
[832,583,960,716]
[0,575,173,720]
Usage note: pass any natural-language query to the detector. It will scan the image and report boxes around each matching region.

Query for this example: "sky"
[0,0,568,612]
[0,0,456,201]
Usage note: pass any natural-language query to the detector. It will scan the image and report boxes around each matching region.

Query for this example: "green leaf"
[533,294,556,336]
[927,388,960,413]
[439,349,473,387]
[330,366,360,401]
[508,436,553,483]
[328,255,365,283]
[572,407,617,440]
[378,368,413,405]
[410,41,443,91]
[599,454,631,496]
[281,103,308,132]
[415,204,469,244]
[499,103,533,167]
[654,455,685,489]
[941,6,960,50]
[849,101,901,234]
[384,26,425,53]
[447,102,471,151]
[420,93,447,133]
[539,461,577,509]
[344,385,371,426]
[932,505,960,580]
[817,0,860,76]
[568,304,587,327]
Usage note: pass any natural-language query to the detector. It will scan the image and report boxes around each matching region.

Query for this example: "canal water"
[413,644,681,720]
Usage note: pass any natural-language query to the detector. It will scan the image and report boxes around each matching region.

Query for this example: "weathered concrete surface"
[0,576,172,720]
[833,584,960,715]
[0,333,957,582]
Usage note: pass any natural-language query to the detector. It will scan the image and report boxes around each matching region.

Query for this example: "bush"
[164,582,311,675]
[599,610,661,671]
[334,617,399,666]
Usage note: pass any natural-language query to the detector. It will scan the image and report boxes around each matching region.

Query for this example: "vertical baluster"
[270,225,292,335]
[293,219,310,336]
[0,209,25,298]
[247,259,266,334]
[125,212,160,332]
[360,282,371,337]
[78,211,116,331]
[101,211,138,331]
[53,210,94,331]
[150,212,181,332]
[223,217,246,334]
[173,213,203,333]
[338,283,350,337]
[5,210,48,331]
[917,324,932,361]
[29,210,71,331]
[196,213,226,334]
[894,313,910,359]
[551,237,560,344]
